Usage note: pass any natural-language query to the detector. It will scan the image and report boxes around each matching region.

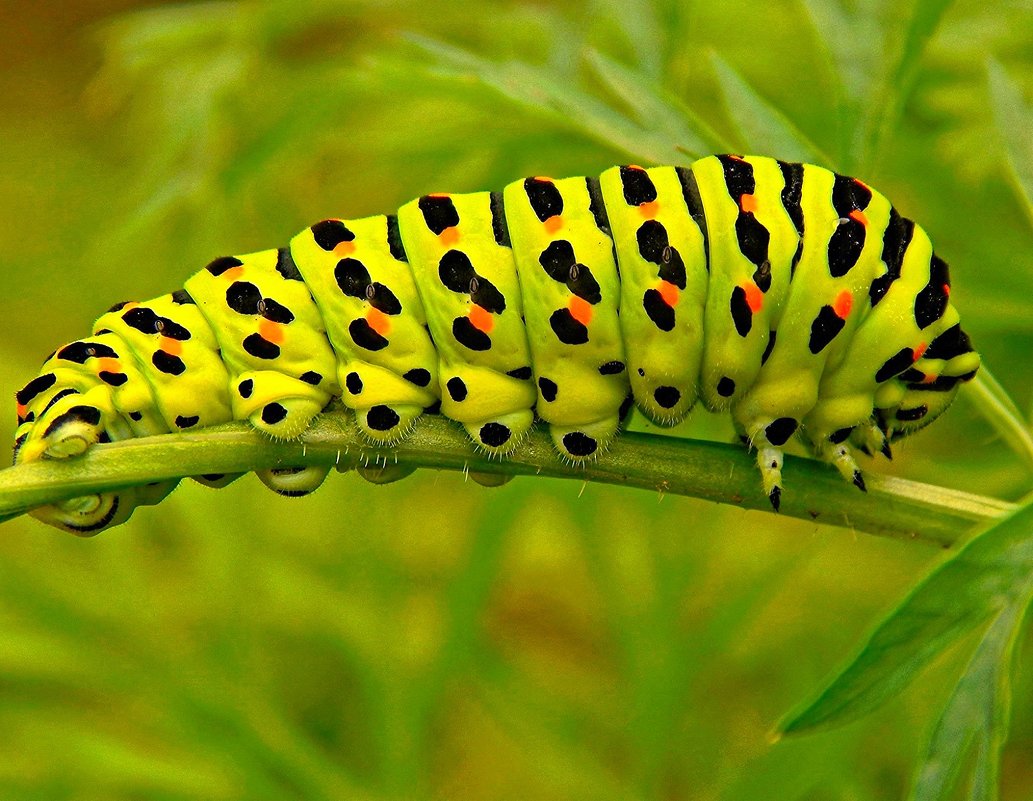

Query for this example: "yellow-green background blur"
[1,1,1031,798]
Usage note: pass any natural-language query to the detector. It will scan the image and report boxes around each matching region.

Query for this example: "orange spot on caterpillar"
[533,176,554,183]
[428,193,449,198]
[913,342,928,361]
[943,284,950,297]
[16,403,26,418]
[160,337,182,356]
[854,177,870,192]
[639,200,659,219]
[568,296,593,327]
[743,283,764,313]
[658,280,679,308]
[544,216,563,234]
[921,372,939,384]
[97,358,120,375]
[628,164,644,171]
[259,318,284,344]
[833,290,853,319]
[739,194,758,214]
[849,209,868,227]
[438,227,460,246]
[222,266,245,280]
[468,304,493,334]
[334,241,356,257]
[366,308,390,336]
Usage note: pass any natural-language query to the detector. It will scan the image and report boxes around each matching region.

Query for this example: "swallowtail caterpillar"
[13,155,980,534]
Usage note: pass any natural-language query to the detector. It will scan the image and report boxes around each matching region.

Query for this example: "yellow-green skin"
[289,216,438,445]
[13,155,980,533]
[600,165,708,423]
[503,175,629,457]
[397,191,536,451]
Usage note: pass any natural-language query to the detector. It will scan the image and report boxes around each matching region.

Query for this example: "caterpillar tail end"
[31,482,177,537]
[14,392,174,535]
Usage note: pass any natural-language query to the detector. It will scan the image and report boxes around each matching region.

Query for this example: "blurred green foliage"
[1,0,1032,798]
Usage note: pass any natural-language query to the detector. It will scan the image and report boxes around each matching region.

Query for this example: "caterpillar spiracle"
[12,155,980,534]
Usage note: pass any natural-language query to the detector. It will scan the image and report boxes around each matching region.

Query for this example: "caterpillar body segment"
[396,191,537,454]
[690,155,796,413]
[13,155,980,533]
[504,174,630,458]
[598,165,708,426]
[288,215,440,444]
[184,247,339,440]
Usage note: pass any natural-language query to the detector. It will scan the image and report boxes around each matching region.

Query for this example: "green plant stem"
[967,371,1033,473]
[0,413,1015,544]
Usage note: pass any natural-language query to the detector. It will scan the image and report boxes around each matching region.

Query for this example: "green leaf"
[987,57,1033,230]
[797,0,876,104]
[799,0,957,169]
[796,0,878,162]
[908,601,1023,801]
[405,34,694,164]
[779,496,1033,735]
[866,0,957,166]
[590,0,667,78]
[583,48,728,159]
[709,52,832,166]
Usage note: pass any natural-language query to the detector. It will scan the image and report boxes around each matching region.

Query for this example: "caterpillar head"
[878,339,980,442]
[878,383,960,442]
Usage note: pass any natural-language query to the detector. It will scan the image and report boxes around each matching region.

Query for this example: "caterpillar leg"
[192,473,243,489]
[852,419,892,460]
[356,463,418,484]
[435,365,537,455]
[257,464,331,496]
[463,409,535,455]
[810,437,868,493]
[469,471,513,487]
[548,416,620,461]
[737,416,801,511]
[756,446,785,512]
[233,371,330,439]
[338,361,436,445]
[356,403,424,444]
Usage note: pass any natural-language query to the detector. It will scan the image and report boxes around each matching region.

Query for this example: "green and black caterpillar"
[13,155,980,533]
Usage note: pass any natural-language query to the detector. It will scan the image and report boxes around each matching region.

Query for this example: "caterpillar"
[12,155,980,534]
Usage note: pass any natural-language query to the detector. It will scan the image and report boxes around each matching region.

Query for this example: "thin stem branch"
[0,414,1015,545]
[967,370,1033,473]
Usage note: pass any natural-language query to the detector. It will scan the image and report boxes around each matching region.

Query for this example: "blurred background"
[1,0,1032,798]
